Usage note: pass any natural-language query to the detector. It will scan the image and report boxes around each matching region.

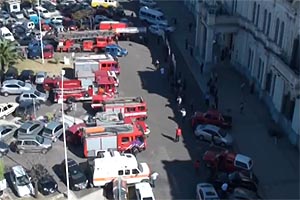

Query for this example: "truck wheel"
[3,92,8,97]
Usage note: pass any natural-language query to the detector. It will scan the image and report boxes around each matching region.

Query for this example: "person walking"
[194,160,200,174]
[174,127,182,142]
[176,95,182,106]
[155,59,160,69]
[150,172,159,188]
[180,107,187,123]
[221,182,228,199]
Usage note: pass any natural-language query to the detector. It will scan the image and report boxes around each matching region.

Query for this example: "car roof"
[0,103,14,107]
[201,124,220,131]
[0,124,14,130]
[20,121,41,129]
[12,165,26,177]
[46,121,62,130]
[197,183,219,198]
[235,154,252,164]
[135,182,154,198]
[3,79,22,85]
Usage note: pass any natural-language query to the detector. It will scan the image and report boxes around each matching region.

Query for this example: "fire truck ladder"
[53,88,86,94]
[57,30,116,40]
[104,97,143,104]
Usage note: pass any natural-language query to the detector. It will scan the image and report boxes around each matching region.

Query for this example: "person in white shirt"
[180,107,186,123]
[160,67,165,75]
[150,172,159,187]
[177,96,182,106]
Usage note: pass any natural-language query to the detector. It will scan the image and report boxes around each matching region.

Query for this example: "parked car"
[148,24,164,36]
[36,165,58,195]
[228,187,261,200]
[17,121,44,136]
[194,124,233,146]
[17,36,34,46]
[4,67,18,81]
[0,102,19,119]
[214,171,258,192]
[156,23,175,32]
[9,165,35,197]
[105,44,128,57]
[0,10,10,19]
[135,182,155,200]
[14,134,52,154]
[60,159,88,191]
[0,124,18,142]
[23,8,37,18]
[42,121,63,142]
[191,109,232,129]
[18,90,48,103]
[196,183,219,200]
[0,80,33,96]
[14,101,41,119]
[0,141,9,157]
[35,72,47,85]
[18,70,35,83]
[139,0,157,7]
[11,11,25,20]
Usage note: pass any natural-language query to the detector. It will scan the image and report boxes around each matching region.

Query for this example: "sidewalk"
[157,1,299,199]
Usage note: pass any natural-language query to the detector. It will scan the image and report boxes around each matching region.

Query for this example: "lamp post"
[37,0,45,64]
[61,70,70,198]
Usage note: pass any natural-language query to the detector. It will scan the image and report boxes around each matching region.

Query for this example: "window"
[263,9,267,32]
[132,169,139,174]
[121,137,129,143]
[125,170,130,175]
[24,141,34,145]
[235,160,248,169]
[6,84,18,88]
[279,22,285,47]
[252,2,256,23]
[3,106,7,111]
[23,94,29,98]
[274,18,280,42]
[266,13,271,36]
[255,4,260,26]
[118,170,123,175]
[138,106,145,111]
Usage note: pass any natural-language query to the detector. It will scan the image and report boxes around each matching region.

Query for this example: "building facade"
[185,0,300,147]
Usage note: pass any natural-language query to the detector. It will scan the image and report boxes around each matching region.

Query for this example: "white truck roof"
[94,151,139,169]
[75,54,114,61]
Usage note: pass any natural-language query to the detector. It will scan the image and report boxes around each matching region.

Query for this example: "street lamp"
[61,70,70,198]
[37,0,44,64]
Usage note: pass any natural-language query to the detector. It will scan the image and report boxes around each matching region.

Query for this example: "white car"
[50,15,64,24]
[0,103,19,119]
[139,0,157,7]
[135,182,155,200]
[157,23,175,32]
[10,165,35,197]
[196,183,219,200]
[148,24,164,36]
[194,124,233,146]
[35,71,47,85]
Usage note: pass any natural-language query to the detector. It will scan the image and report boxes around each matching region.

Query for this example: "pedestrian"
[176,95,182,106]
[214,95,219,109]
[194,160,200,174]
[155,59,160,69]
[240,101,244,114]
[188,22,192,32]
[200,63,204,74]
[160,67,165,76]
[150,172,159,188]
[185,38,188,49]
[115,35,119,45]
[205,92,210,107]
[221,182,228,199]
[174,126,182,142]
[180,107,186,123]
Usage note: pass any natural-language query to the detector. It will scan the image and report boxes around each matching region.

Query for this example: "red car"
[191,109,232,129]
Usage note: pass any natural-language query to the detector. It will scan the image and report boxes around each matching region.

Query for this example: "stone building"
[185,0,300,146]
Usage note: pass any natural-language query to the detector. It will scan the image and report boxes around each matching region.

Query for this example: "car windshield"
[18,81,25,87]
[36,135,44,144]
[29,11,36,15]
[18,128,27,134]
[37,74,44,78]
[43,127,52,136]
[16,11,23,15]
[219,129,227,137]
[143,198,153,200]
[43,10,49,14]
[16,175,30,186]
[34,90,41,96]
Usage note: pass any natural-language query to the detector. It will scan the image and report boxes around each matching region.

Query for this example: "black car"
[38,175,58,195]
[17,36,34,46]
[214,171,258,192]
[14,100,41,119]
[60,159,88,191]
[228,187,261,200]
[19,70,34,83]
[0,141,9,157]
[4,67,18,81]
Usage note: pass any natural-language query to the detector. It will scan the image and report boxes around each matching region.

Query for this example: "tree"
[0,38,23,72]
[29,164,48,199]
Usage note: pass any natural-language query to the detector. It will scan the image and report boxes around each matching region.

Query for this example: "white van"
[0,27,15,41]
[87,151,151,187]
[139,6,168,26]
[4,0,21,13]
[91,0,118,8]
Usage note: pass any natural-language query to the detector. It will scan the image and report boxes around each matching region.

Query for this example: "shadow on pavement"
[161,133,175,142]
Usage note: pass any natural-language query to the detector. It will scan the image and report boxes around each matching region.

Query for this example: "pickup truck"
[191,109,232,129]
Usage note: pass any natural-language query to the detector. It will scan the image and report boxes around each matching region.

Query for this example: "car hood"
[39,178,57,190]
[42,137,53,146]
[24,83,33,89]
[17,183,34,197]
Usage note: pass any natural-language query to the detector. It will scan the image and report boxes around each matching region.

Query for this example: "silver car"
[35,71,47,85]
[0,124,18,142]
[17,121,44,137]
[18,90,48,103]
[194,124,233,146]
[0,80,32,96]
[42,121,63,142]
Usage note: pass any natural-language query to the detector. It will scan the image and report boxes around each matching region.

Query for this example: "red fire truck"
[82,122,147,157]
[91,97,148,120]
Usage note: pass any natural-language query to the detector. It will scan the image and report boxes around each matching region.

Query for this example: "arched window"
[279,22,285,47]
[252,2,256,23]
[266,13,271,36]
[255,4,260,26]
[263,9,267,32]
[274,18,280,42]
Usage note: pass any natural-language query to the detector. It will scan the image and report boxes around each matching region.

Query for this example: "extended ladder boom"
[57,30,116,40]
[104,97,144,104]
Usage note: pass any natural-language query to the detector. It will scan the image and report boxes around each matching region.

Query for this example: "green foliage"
[0,38,24,71]
[0,159,5,180]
